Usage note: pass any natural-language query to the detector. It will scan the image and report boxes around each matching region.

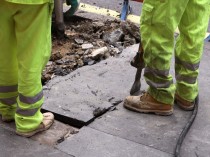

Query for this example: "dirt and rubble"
[42,16,140,84]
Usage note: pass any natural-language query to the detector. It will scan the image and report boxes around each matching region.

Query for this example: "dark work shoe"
[175,94,195,111]
[123,92,173,116]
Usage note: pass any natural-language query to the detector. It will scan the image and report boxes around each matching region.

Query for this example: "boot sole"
[16,112,54,137]
[175,100,194,111]
[16,123,53,138]
[124,103,173,116]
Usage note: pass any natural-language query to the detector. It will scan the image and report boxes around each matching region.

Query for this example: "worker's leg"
[140,0,190,105]
[175,0,209,102]
[13,2,53,133]
[0,0,18,121]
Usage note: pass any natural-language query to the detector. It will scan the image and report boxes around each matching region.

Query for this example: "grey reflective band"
[176,74,197,84]
[19,90,43,104]
[0,96,17,105]
[146,79,173,88]
[175,57,200,71]
[0,85,18,93]
[16,106,39,116]
[144,67,169,78]
[144,67,172,88]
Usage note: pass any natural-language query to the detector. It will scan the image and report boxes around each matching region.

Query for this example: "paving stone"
[56,126,172,157]
[43,45,140,126]
[89,103,191,154]
[31,120,77,146]
[88,42,210,156]
[44,42,210,156]
[0,125,72,157]
[180,129,210,157]
[81,43,94,50]
[0,119,76,146]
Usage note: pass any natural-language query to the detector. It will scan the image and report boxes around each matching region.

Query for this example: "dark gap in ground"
[41,108,85,128]
[41,100,122,128]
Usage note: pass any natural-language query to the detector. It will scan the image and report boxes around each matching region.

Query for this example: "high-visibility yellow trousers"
[140,0,209,104]
[0,1,53,132]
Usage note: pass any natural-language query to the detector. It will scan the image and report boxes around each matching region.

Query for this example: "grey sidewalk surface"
[0,43,209,157]
[0,125,73,157]
[42,42,210,157]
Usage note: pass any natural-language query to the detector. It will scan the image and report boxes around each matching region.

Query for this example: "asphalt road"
[80,0,210,32]
[81,0,143,15]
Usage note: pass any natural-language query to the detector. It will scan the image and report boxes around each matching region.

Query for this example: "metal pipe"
[54,0,65,38]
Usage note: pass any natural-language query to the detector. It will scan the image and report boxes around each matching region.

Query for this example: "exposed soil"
[42,16,140,84]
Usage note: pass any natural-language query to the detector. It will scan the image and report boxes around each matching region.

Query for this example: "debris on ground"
[42,16,140,84]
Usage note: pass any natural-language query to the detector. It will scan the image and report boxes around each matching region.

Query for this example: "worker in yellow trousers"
[124,0,209,115]
[0,0,54,137]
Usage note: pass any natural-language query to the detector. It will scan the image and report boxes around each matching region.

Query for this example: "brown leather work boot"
[16,112,54,137]
[175,94,195,111]
[123,92,173,116]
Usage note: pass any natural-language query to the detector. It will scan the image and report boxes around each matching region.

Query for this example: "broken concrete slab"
[86,42,210,156]
[90,46,108,59]
[103,29,124,46]
[43,43,177,127]
[43,44,144,127]
[0,126,73,157]
[44,42,210,156]
[89,103,191,154]
[81,43,94,50]
[57,126,172,157]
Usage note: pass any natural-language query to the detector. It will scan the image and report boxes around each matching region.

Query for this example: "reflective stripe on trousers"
[0,85,43,116]
[175,57,199,84]
[16,90,43,116]
[141,0,209,104]
[0,85,18,105]
[16,91,43,116]
[0,96,17,105]
[144,67,173,88]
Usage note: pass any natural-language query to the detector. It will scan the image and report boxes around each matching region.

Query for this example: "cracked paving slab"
[44,42,210,156]
[56,126,172,157]
[43,44,141,126]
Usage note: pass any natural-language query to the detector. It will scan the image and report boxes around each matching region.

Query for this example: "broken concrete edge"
[41,100,122,128]
[41,108,85,128]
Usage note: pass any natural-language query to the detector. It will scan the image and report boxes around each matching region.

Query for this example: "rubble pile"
[42,17,140,84]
